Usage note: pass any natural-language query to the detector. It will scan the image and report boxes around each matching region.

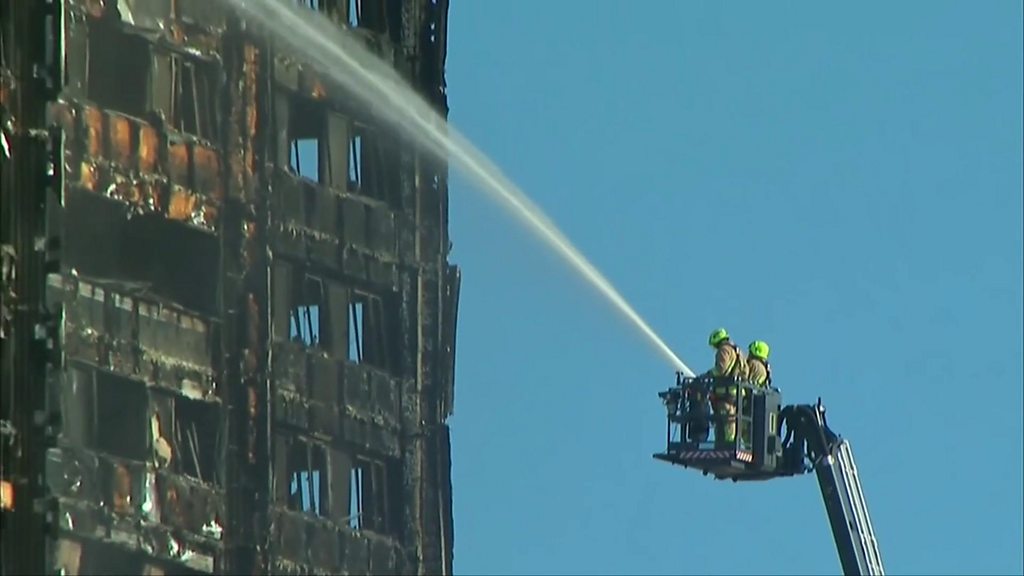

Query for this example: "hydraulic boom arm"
[654,377,887,575]
[781,403,885,576]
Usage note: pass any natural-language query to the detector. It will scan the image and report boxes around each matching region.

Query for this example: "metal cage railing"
[661,374,771,454]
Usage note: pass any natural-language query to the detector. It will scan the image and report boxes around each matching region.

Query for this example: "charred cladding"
[0,1,459,575]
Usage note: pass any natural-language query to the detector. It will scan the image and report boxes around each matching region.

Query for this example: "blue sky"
[440,2,1023,575]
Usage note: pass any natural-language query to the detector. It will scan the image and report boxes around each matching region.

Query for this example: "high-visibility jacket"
[746,357,772,388]
[709,341,746,381]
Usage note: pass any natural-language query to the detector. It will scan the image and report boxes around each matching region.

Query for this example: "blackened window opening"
[348,0,360,26]
[172,57,219,141]
[289,97,339,185]
[349,132,362,189]
[290,138,320,182]
[287,441,328,517]
[290,274,327,348]
[347,292,388,367]
[349,456,398,535]
[86,21,150,119]
[94,370,149,461]
[173,395,221,485]
[356,0,388,33]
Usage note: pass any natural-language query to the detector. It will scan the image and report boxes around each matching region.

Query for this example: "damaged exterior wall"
[0,0,458,574]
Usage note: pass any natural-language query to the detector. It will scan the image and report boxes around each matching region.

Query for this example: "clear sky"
[439,1,1023,575]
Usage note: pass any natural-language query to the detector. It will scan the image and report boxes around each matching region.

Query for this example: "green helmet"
[708,328,730,348]
[748,340,770,361]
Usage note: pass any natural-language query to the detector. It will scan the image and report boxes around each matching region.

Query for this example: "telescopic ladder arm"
[814,438,885,576]
[785,403,885,576]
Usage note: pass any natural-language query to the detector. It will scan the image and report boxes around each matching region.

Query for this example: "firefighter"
[739,340,772,445]
[705,328,746,379]
[705,328,746,448]
[746,340,771,388]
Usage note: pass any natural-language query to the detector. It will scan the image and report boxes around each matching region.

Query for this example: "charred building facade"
[1,0,459,574]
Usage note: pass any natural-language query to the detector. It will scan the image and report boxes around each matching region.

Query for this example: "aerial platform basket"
[652,373,887,575]
[653,373,795,482]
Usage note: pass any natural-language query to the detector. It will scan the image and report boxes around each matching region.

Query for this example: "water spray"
[224,0,697,377]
